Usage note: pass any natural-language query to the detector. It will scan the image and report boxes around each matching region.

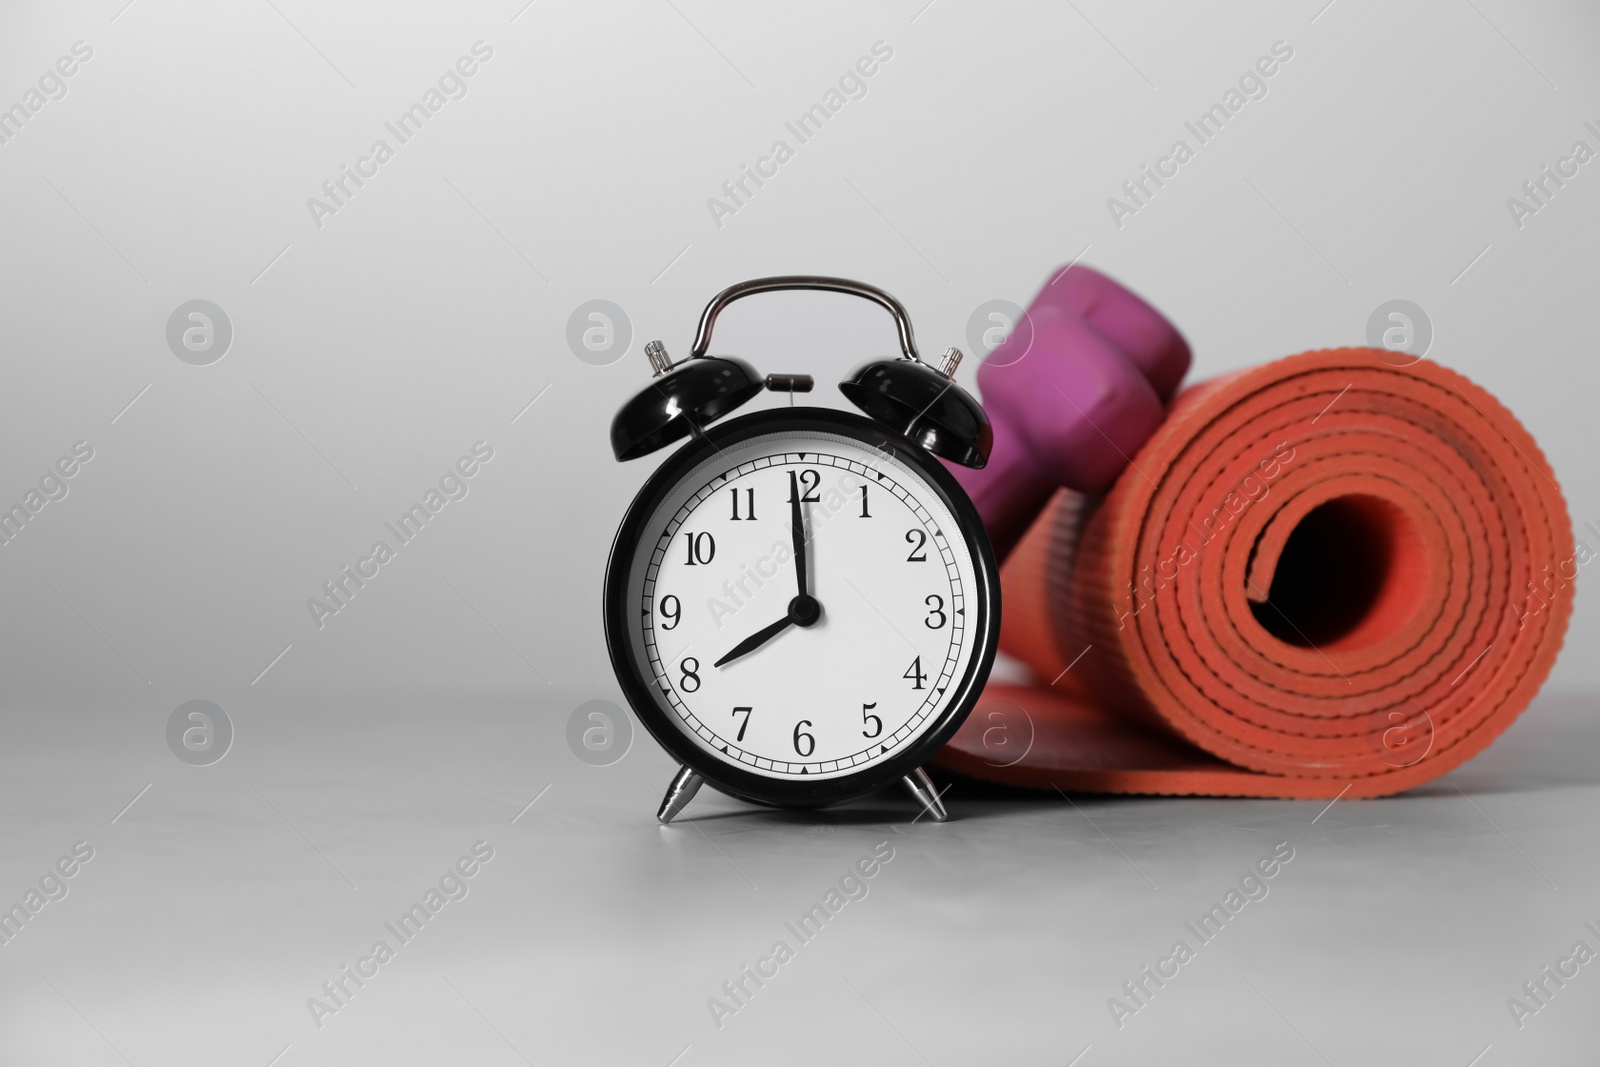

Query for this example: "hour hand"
[714,615,794,668]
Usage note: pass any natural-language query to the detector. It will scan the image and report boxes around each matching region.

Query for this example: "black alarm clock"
[602,277,1000,823]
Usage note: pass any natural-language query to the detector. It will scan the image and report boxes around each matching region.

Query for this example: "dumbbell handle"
[951,419,1061,564]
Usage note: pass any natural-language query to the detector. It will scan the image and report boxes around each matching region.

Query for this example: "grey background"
[1,0,1597,1063]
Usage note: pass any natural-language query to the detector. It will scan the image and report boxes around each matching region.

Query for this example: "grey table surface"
[2,685,1597,1066]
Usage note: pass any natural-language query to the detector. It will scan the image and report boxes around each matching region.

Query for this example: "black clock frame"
[603,406,1000,810]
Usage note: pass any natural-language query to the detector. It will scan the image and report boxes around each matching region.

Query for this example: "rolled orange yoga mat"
[940,349,1575,798]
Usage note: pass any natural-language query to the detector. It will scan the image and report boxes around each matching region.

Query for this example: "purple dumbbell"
[949,265,1192,561]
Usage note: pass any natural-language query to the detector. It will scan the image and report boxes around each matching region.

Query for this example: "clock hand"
[713,614,794,668]
[790,470,809,596]
[713,594,823,668]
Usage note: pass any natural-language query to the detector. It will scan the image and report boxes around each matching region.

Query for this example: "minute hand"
[789,470,808,596]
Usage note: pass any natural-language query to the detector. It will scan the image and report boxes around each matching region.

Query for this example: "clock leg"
[900,766,948,822]
[657,765,704,824]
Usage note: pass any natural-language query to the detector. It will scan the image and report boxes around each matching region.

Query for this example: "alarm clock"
[602,277,1000,823]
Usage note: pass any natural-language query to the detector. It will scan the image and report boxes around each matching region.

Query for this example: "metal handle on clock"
[688,276,923,363]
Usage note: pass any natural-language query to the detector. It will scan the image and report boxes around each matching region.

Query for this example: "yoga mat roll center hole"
[1247,493,1428,653]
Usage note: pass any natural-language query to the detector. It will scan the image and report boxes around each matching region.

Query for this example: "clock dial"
[624,428,981,781]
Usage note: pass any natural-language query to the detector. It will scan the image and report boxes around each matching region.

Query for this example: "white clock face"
[625,427,982,781]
